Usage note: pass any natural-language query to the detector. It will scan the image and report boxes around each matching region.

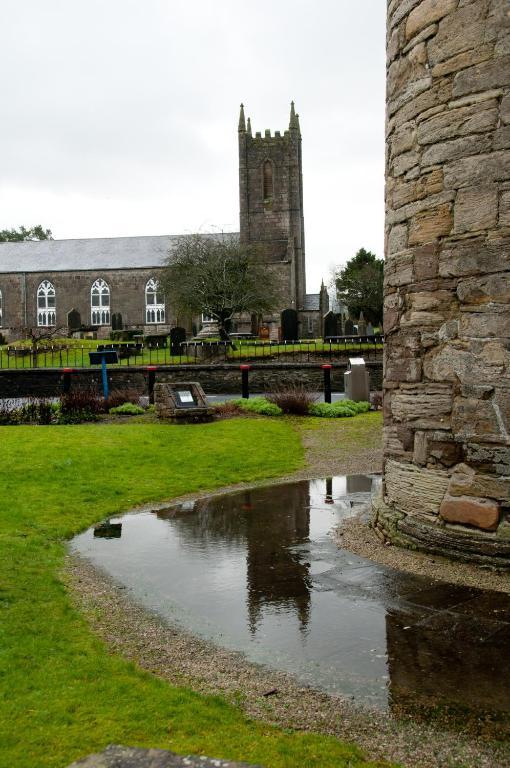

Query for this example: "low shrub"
[109,402,145,416]
[213,401,243,418]
[308,399,370,418]
[267,385,317,416]
[231,397,283,417]
[104,388,141,411]
[59,389,102,424]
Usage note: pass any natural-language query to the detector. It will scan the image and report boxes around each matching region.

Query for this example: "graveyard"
[1,0,509,766]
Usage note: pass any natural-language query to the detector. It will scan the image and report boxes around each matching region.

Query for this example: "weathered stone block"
[439,237,510,277]
[453,185,498,233]
[405,0,456,41]
[440,494,500,531]
[413,242,439,280]
[67,745,261,768]
[389,0,422,31]
[391,79,453,127]
[459,306,509,338]
[501,93,510,125]
[390,122,417,157]
[388,224,408,254]
[494,126,510,150]
[500,191,510,226]
[413,430,428,465]
[385,458,450,515]
[452,397,505,443]
[393,150,421,176]
[388,42,428,98]
[400,309,445,328]
[457,272,510,304]
[444,150,510,189]
[453,55,510,98]
[431,45,494,79]
[448,464,510,502]
[417,101,499,146]
[391,169,444,209]
[386,356,423,383]
[391,384,452,428]
[466,444,510,476]
[408,289,453,312]
[385,251,414,287]
[421,134,492,167]
[408,203,453,245]
[427,2,491,66]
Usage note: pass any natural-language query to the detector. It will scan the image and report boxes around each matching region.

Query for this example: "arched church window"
[263,160,273,201]
[145,278,165,324]
[37,280,56,327]
[91,278,111,326]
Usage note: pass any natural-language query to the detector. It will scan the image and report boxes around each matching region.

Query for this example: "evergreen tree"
[334,248,383,325]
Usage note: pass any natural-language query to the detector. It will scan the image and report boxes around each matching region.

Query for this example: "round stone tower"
[375,0,510,565]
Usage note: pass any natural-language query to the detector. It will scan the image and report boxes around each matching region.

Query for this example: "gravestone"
[112,313,123,331]
[366,322,374,336]
[67,308,81,332]
[357,312,367,336]
[170,326,186,355]
[344,318,354,335]
[323,310,338,339]
[281,308,298,341]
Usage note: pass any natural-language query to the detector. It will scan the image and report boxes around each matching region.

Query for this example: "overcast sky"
[0,0,386,292]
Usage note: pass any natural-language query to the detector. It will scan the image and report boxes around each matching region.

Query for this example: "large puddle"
[71,476,510,728]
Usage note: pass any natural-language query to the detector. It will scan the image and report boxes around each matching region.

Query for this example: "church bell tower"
[238,102,306,310]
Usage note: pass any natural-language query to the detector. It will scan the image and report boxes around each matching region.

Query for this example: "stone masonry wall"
[377,0,510,564]
[0,362,383,399]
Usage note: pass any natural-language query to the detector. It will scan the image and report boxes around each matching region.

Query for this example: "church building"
[0,103,331,342]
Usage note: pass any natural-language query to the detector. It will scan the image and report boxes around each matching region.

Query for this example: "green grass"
[0,419,390,768]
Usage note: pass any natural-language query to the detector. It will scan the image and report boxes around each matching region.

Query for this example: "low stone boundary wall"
[0,362,383,399]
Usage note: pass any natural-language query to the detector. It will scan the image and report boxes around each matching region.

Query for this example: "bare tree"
[160,233,281,340]
[22,326,66,368]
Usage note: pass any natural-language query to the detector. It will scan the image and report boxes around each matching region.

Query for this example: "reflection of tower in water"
[243,484,312,636]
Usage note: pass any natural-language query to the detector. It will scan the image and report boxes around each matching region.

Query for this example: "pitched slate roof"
[0,233,238,273]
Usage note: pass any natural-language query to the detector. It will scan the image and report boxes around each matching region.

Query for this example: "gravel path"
[65,418,510,768]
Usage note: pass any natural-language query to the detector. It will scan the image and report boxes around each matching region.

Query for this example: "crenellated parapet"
[377,0,510,565]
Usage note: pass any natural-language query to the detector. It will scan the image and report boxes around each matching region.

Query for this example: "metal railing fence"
[0,335,384,370]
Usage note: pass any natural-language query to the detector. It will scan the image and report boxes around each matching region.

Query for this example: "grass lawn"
[0,418,390,768]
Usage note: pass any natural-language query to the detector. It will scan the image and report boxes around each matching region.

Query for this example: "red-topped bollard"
[240,364,251,399]
[62,367,74,394]
[147,366,158,404]
[322,364,332,404]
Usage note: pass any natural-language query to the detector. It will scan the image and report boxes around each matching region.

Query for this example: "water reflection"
[71,475,510,732]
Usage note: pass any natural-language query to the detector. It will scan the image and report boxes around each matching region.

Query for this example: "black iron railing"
[0,335,384,370]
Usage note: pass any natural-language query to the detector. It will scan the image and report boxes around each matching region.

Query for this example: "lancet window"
[145,278,165,324]
[37,280,56,326]
[91,278,110,325]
